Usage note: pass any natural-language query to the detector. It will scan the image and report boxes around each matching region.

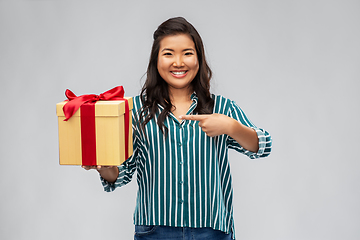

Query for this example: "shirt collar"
[156,92,198,111]
[190,92,198,102]
[187,92,198,116]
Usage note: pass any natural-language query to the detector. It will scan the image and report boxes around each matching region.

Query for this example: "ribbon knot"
[63,86,126,121]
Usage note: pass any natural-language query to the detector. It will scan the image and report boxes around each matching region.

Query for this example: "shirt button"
[179,180,183,184]
[179,199,184,204]
[178,142,182,146]
[179,161,183,165]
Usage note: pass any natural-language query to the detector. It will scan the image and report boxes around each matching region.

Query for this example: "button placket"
[177,123,184,206]
[177,125,183,147]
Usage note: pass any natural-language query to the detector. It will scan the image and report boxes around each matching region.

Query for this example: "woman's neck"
[168,87,193,119]
[168,87,193,104]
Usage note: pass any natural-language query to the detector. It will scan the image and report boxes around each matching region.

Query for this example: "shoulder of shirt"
[131,95,143,111]
[132,94,142,101]
[210,94,237,114]
[211,94,235,105]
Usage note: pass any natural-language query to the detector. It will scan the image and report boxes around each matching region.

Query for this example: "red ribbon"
[63,86,130,165]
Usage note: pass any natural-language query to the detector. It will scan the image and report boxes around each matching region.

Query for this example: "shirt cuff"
[248,127,267,159]
[99,166,121,192]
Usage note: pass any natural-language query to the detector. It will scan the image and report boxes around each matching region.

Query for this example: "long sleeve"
[100,154,137,192]
[226,100,272,159]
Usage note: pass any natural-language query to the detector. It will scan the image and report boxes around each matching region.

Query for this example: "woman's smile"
[170,70,188,78]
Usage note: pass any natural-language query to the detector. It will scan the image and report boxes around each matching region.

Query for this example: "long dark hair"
[139,17,214,135]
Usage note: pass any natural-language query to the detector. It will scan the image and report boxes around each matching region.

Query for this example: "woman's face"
[157,34,199,93]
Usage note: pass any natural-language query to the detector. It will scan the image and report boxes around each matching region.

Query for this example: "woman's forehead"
[159,34,195,50]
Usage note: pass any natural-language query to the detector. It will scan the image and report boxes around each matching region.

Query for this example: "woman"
[84,17,272,240]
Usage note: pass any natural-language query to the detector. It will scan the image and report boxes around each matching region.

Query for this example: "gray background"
[1,0,359,239]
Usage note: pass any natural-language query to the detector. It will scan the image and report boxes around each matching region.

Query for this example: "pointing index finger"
[179,114,209,121]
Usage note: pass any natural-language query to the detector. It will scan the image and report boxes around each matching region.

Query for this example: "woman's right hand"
[82,165,116,171]
[81,165,119,183]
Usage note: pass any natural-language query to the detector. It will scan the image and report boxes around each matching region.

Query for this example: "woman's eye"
[163,52,172,56]
[185,52,194,56]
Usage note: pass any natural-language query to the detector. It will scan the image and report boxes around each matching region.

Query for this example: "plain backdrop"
[1,0,359,240]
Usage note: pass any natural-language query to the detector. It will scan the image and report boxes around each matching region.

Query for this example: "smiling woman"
[83,17,272,240]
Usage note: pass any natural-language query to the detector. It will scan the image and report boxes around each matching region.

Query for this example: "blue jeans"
[134,225,232,240]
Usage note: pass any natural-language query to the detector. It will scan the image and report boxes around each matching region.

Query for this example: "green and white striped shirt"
[101,93,272,239]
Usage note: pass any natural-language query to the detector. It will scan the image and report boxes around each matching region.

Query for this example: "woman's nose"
[172,56,184,67]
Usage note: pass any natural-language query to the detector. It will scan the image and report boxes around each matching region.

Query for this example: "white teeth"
[172,71,186,75]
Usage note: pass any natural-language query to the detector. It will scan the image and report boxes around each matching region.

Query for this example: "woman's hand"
[82,165,119,183]
[82,165,116,171]
[179,113,259,153]
[179,113,234,137]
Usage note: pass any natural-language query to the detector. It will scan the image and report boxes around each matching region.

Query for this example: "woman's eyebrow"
[160,48,195,52]
[161,48,174,52]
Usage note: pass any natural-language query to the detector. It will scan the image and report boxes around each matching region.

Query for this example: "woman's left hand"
[179,113,234,137]
[180,113,259,152]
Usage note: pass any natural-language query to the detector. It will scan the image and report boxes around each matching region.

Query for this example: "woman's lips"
[170,71,188,78]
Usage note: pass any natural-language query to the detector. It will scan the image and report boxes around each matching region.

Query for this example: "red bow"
[63,86,126,121]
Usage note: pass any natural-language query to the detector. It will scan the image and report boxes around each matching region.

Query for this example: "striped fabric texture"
[101,93,272,239]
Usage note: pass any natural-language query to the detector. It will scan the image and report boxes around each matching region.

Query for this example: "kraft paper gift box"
[56,87,133,166]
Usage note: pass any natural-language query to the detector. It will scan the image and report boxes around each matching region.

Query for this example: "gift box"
[56,86,133,166]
